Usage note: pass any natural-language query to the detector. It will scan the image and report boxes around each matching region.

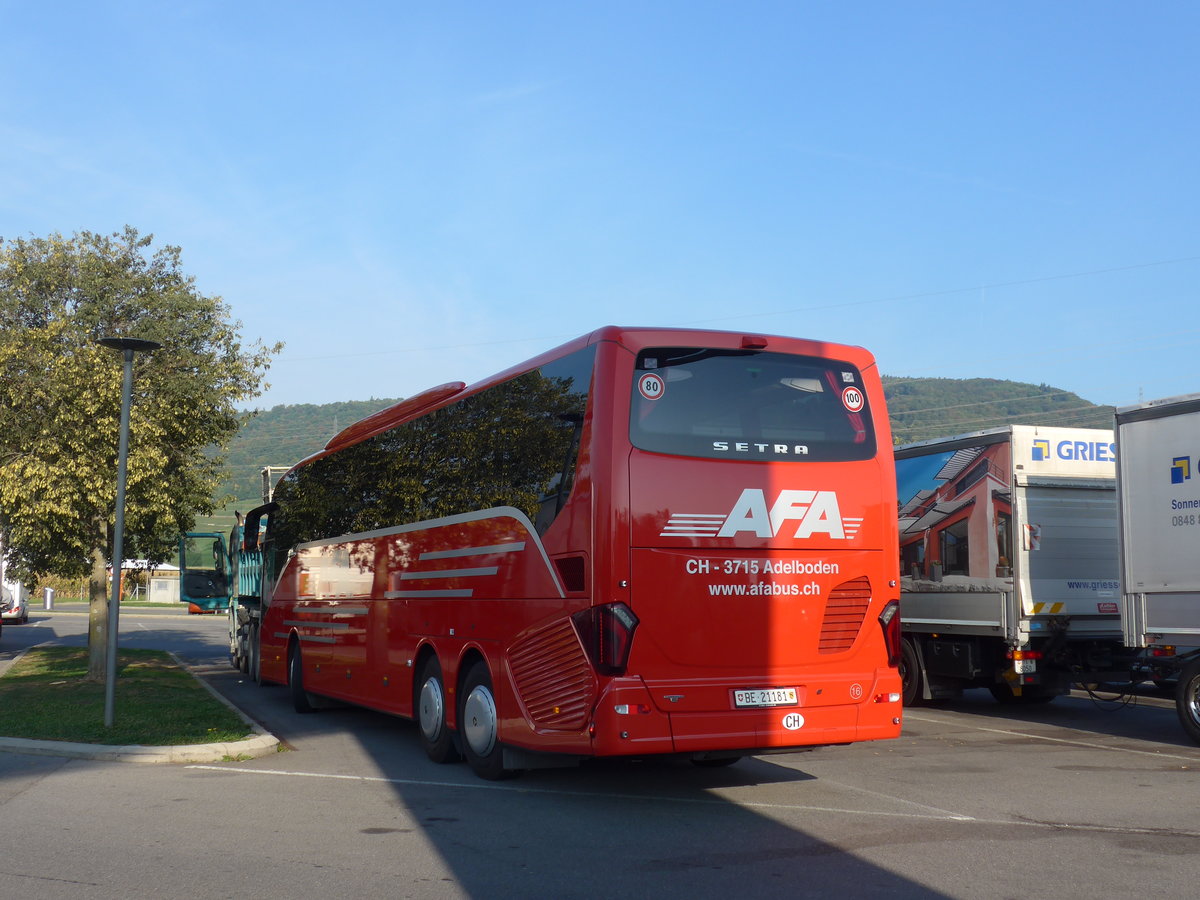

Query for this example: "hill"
[214,376,1114,503]
[217,398,399,503]
[883,376,1112,444]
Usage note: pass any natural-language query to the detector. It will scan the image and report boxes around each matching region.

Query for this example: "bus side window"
[535,412,584,535]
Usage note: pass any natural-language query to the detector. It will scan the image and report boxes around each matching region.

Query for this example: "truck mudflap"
[588,674,901,756]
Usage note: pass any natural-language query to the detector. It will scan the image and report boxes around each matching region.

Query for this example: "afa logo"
[660,488,864,540]
[1173,457,1191,485]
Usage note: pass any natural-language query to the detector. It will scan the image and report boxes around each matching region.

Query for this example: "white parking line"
[184,764,1200,838]
[904,711,1200,762]
[185,764,973,822]
[809,778,975,821]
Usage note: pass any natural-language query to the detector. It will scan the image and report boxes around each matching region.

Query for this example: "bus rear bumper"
[589,678,903,757]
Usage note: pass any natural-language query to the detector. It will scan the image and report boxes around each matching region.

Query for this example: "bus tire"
[1175,659,1200,746]
[289,643,315,714]
[900,638,925,707]
[458,660,516,780]
[417,657,460,764]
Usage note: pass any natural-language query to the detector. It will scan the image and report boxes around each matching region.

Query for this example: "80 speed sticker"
[638,372,665,400]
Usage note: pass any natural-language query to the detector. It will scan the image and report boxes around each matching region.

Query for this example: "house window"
[996,512,1012,576]
[940,518,970,576]
[954,460,989,497]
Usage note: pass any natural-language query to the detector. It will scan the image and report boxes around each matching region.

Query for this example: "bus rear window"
[629,347,876,462]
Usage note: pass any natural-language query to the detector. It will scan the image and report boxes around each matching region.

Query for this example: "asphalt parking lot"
[2,609,1198,899]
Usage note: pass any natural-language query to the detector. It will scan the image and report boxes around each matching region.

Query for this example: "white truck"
[896,425,1138,705]
[1116,393,1200,744]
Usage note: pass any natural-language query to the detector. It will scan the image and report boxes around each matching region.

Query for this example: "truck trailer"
[896,425,1138,705]
[1116,393,1200,744]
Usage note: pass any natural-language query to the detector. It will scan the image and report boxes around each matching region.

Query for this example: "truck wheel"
[238,626,251,674]
[1175,659,1200,745]
[230,623,244,671]
[288,644,315,714]
[458,660,517,780]
[900,638,925,707]
[416,656,460,764]
[250,623,261,684]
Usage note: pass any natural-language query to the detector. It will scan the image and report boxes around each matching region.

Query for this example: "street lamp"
[97,337,161,727]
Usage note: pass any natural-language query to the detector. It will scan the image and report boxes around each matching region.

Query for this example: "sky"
[2,2,1197,414]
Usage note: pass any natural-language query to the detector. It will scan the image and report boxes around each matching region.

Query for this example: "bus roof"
[292,325,878,474]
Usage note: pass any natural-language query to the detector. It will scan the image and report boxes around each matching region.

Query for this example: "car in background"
[1,586,28,625]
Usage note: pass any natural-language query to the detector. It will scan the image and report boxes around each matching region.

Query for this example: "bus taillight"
[878,601,901,668]
[573,602,640,675]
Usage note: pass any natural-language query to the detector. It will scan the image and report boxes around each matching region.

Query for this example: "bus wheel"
[417,657,460,764]
[288,644,315,714]
[1175,659,1200,745]
[900,638,925,707]
[458,660,516,780]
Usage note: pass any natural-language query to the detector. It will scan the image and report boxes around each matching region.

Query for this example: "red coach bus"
[251,326,902,778]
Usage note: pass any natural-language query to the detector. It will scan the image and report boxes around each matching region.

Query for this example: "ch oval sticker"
[781,712,805,731]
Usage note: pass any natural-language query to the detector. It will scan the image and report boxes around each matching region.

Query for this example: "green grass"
[0,647,253,746]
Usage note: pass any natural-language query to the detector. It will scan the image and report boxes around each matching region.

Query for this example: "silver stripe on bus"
[383,589,473,599]
[420,542,525,560]
[660,513,725,537]
[291,506,565,598]
[283,620,351,630]
[400,566,498,580]
[299,635,338,644]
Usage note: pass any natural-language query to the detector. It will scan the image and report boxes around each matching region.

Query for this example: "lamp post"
[97,337,161,727]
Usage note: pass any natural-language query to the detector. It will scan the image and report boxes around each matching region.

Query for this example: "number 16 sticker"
[639,372,666,400]
[842,386,864,412]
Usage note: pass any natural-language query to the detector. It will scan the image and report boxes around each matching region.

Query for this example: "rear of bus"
[590,330,902,759]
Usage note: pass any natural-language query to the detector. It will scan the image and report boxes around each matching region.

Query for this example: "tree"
[0,227,281,679]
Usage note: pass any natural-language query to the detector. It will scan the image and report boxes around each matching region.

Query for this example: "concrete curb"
[0,645,280,764]
[0,732,279,764]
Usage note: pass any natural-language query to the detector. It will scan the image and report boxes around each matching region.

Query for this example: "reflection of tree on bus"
[271,368,587,558]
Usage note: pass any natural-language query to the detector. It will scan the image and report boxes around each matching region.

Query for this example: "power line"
[679,254,1200,328]
[887,386,1087,417]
